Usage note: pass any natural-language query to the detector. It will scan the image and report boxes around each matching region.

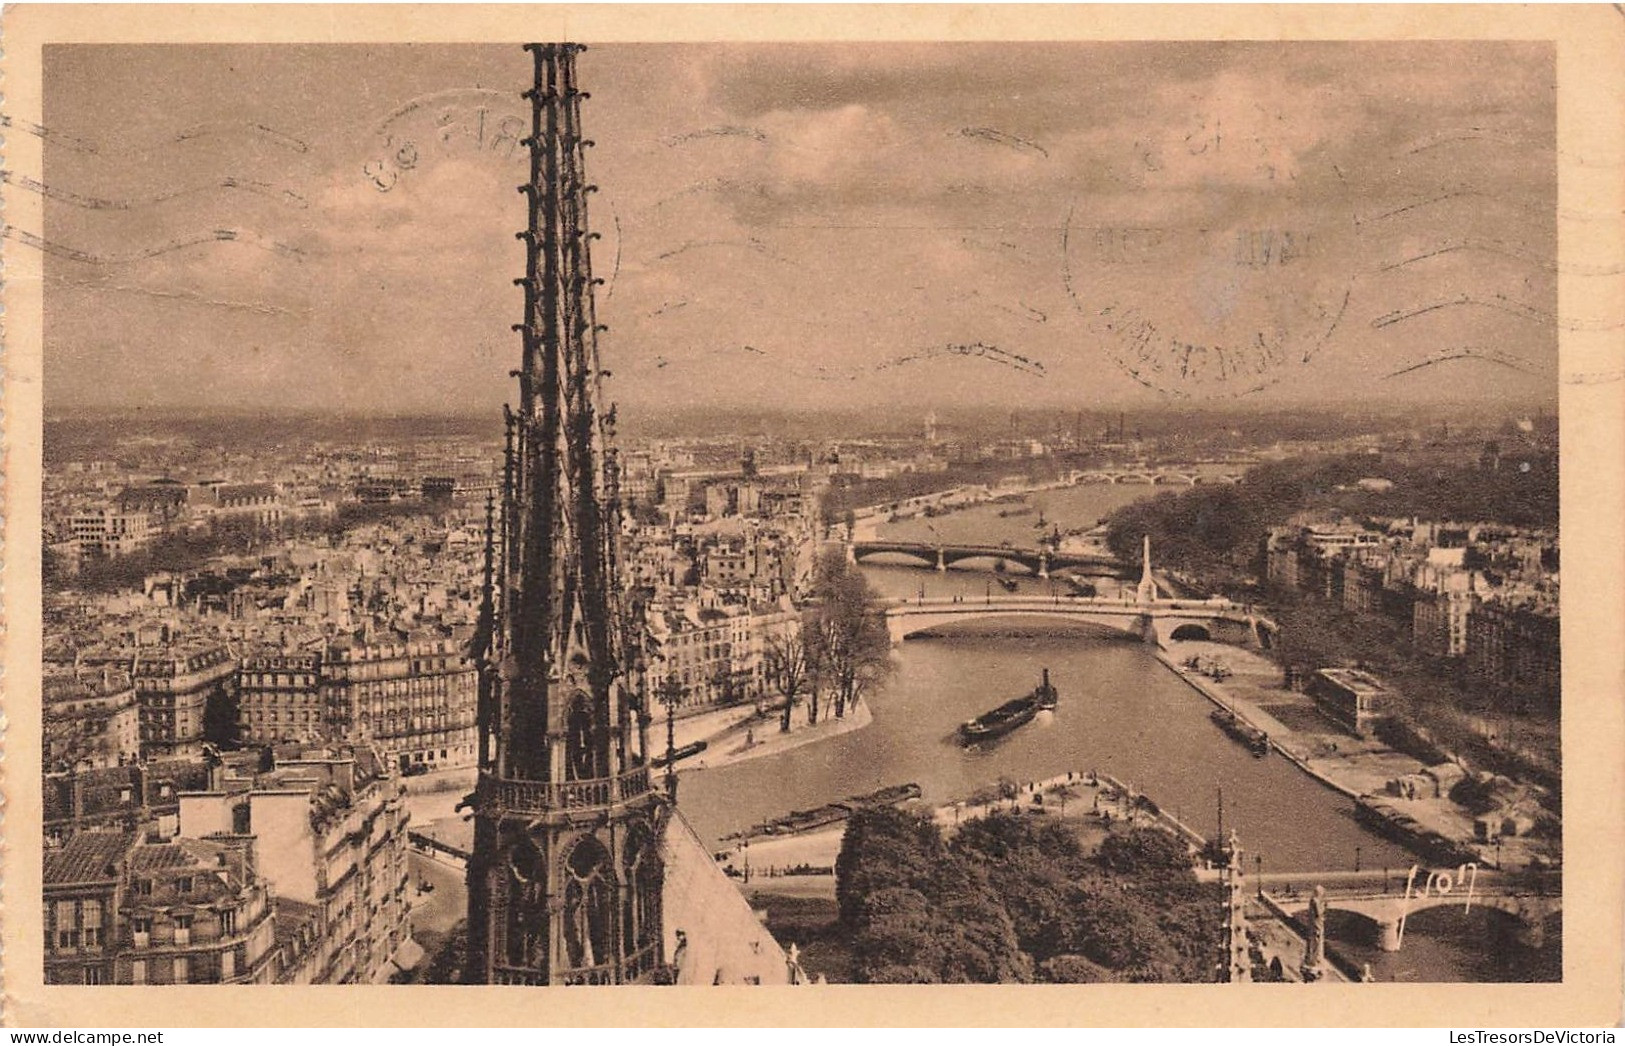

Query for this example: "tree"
[762,623,811,733]
[1040,954,1117,983]
[202,682,242,749]
[806,551,893,720]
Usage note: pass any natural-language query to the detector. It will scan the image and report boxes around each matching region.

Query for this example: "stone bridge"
[882,594,1275,648]
[851,540,1131,578]
[1257,868,1561,952]
[1075,469,1243,486]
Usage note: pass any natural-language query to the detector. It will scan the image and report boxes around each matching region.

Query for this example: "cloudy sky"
[41,42,1557,415]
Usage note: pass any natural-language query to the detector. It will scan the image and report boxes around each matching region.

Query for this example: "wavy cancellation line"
[1371,293,1623,332]
[1375,239,1621,278]
[0,114,311,156]
[2,170,310,210]
[2,224,307,265]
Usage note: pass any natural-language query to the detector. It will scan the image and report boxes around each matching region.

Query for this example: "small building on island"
[1307,667,1391,738]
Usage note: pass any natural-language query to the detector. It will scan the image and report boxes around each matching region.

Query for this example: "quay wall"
[1154,651,1363,801]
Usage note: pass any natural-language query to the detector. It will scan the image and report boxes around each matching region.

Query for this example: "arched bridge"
[851,540,1130,578]
[882,594,1275,647]
[1258,868,1561,952]
[1075,470,1243,486]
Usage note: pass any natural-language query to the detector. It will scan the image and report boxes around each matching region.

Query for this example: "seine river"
[675,481,1559,981]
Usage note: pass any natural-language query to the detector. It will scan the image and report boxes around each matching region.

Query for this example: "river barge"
[651,739,708,768]
[725,782,924,842]
[1210,707,1270,757]
[1355,796,1481,866]
[959,670,1058,744]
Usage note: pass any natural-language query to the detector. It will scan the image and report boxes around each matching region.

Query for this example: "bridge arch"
[886,605,1148,643]
[940,551,1042,575]
[851,547,939,569]
[1168,623,1212,642]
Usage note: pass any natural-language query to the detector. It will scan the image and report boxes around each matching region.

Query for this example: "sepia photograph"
[2,4,1621,1029]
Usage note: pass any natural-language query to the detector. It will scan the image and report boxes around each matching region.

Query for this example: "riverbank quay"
[718,767,1209,888]
[669,701,759,751]
[679,698,874,772]
[1158,639,1552,871]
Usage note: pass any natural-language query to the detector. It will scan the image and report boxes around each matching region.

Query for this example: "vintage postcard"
[2,4,1621,1028]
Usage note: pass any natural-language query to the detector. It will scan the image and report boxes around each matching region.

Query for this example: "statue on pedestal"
[1301,885,1329,982]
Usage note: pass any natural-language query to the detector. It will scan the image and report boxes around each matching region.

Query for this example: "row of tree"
[834,806,1223,983]
[761,551,894,730]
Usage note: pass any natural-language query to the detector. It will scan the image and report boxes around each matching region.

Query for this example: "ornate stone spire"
[465,42,665,987]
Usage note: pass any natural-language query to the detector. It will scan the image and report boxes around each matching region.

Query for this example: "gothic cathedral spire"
[465,43,665,986]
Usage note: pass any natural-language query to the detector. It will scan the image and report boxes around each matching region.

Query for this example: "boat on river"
[724,782,923,841]
[959,670,1058,744]
[651,739,708,768]
[1209,707,1269,757]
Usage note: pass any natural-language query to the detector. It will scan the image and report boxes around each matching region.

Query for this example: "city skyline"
[42,41,1557,415]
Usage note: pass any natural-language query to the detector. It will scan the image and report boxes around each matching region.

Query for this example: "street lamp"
[658,674,686,803]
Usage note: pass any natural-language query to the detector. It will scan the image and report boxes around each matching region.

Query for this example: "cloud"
[41,41,1556,413]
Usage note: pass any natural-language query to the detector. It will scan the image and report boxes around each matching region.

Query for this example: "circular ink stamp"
[363,88,530,193]
[1063,110,1356,398]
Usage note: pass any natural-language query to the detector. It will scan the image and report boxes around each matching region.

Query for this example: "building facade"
[131,643,238,759]
[67,508,154,559]
[1466,600,1562,713]
[239,650,326,746]
[178,747,415,984]
[44,666,141,772]
[43,831,278,985]
[321,631,478,773]
[1307,667,1390,738]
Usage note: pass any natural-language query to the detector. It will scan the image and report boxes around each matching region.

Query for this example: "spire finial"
[1137,534,1157,603]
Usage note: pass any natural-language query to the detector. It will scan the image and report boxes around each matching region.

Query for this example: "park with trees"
[832,805,1223,983]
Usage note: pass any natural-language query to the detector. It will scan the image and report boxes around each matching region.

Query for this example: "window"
[54,900,79,950]
[130,960,146,985]
[176,876,193,894]
[220,908,237,935]
[132,916,152,948]
[82,900,104,947]
[83,966,106,986]
[173,956,190,984]
[173,914,192,946]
